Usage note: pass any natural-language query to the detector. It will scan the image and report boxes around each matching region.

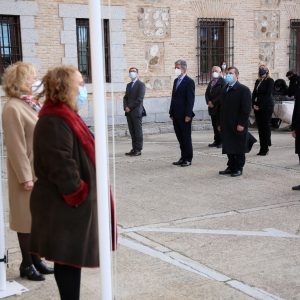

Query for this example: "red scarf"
[39,101,117,251]
[39,101,95,165]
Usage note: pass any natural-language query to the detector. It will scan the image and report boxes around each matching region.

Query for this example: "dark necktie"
[176,77,182,90]
[226,85,233,92]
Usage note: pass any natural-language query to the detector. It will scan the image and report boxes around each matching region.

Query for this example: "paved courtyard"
[3,127,300,299]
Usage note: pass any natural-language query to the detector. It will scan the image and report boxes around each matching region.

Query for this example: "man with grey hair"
[169,59,195,167]
[205,66,226,148]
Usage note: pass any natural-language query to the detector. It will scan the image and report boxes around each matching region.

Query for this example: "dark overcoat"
[169,75,195,119]
[291,89,300,154]
[30,115,99,268]
[219,81,252,154]
[205,77,226,115]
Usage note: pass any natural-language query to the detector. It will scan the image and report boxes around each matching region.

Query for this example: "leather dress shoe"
[216,144,222,148]
[20,264,45,281]
[130,151,141,156]
[219,168,232,175]
[172,159,184,165]
[208,142,217,147]
[34,260,54,275]
[180,161,191,167]
[125,149,134,156]
[231,170,243,177]
[257,150,269,156]
[292,185,300,190]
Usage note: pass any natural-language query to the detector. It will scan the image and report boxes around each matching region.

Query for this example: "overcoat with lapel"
[205,77,226,116]
[169,75,195,119]
[123,79,146,118]
[2,97,38,233]
[219,81,252,154]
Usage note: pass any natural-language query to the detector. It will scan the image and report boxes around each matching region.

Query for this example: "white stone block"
[102,6,126,20]
[62,57,77,66]
[110,19,123,32]
[64,44,77,58]
[63,18,76,31]
[110,44,124,58]
[61,31,76,45]
[0,1,38,16]
[20,16,35,29]
[111,72,125,83]
[111,57,127,71]
[110,32,126,45]
[59,4,89,18]
[22,43,36,57]
[21,29,38,43]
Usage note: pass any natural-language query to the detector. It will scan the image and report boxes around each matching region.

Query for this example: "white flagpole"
[88,1,113,300]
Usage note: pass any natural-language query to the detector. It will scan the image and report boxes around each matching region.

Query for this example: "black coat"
[169,75,195,119]
[219,81,252,154]
[205,77,226,115]
[291,89,300,154]
[123,79,146,117]
[30,116,99,267]
[288,74,300,97]
[252,77,274,111]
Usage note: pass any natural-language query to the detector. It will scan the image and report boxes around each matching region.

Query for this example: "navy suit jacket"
[169,75,195,119]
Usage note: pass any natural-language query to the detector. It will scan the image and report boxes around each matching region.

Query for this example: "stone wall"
[1,0,299,124]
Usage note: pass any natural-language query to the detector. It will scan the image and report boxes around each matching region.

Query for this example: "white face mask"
[222,64,226,70]
[31,80,43,95]
[212,72,219,79]
[175,68,181,77]
[129,71,137,79]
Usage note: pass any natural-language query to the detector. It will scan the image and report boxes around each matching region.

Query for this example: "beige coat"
[2,97,38,233]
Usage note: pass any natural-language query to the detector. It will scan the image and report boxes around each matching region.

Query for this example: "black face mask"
[259,69,268,76]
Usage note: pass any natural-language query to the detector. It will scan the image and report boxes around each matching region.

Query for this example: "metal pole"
[88,1,113,299]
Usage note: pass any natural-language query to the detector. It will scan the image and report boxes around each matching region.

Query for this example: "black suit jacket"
[123,79,146,117]
[252,77,274,111]
[169,75,195,119]
[205,77,226,116]
[219,81,252,154]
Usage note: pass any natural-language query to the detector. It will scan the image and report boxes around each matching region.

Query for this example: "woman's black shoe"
[34,260,54,275]
[20,264,45,281]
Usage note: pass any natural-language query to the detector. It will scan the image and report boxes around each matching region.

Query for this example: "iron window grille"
[196,18,234,85]
[0,15,22,84]
[289,20,300,75]
[76,18,111,84]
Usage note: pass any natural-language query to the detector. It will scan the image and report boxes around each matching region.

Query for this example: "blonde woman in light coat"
[2,62,53,281]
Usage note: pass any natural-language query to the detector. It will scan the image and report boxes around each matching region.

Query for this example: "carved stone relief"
[259,42,275,69]
[254,11,280,39]
[260,0,281,8]
[142,76,171,90]
[145,43,164,73]
[138,7,170,38]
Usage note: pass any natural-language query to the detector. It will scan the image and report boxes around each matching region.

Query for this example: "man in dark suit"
[218,66,252,177]
[205,66,226,148]
[169,59,195,167]
[123,67,146,156]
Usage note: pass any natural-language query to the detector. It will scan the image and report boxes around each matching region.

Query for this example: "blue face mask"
[76,86,88,109]
[224,74,235,85]
[259,69,268,76]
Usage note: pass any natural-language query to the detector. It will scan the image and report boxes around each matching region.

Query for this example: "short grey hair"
[212,66,221,72]
[175,59,187,70]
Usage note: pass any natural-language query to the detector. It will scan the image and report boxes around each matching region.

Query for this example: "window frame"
[0,15,22,82]
[196,18,234,85]
[289,19,300,75]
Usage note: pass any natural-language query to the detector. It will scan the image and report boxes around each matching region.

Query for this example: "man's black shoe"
[216,144,222,148]
[208,142,217,147]
[292,185,300,190]
[172,159,184,165]
[219,168,232,175]
[180,161,191,167]
[125,149,134,156]
[231,170,243,177]
[130,151,141,156]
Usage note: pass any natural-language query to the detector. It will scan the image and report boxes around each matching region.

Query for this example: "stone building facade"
[0,0,300,124]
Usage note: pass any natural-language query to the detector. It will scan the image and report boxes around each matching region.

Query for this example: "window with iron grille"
[196,18,234,85]
[76,18,111,83]
[0,15,22,83]
[289,20,300,75]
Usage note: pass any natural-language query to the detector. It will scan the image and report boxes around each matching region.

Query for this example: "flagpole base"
[0,281,28,298]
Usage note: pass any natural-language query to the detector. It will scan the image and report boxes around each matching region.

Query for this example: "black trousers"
[126,114,143,151]
[54,263,81,300]
[173,118,193,162]
[210,114,221,145]
[227,154,245,172]
[254,108,273,152]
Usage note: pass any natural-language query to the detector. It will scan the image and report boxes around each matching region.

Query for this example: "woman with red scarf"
[2,62,53,281]
[30,65,116,300]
